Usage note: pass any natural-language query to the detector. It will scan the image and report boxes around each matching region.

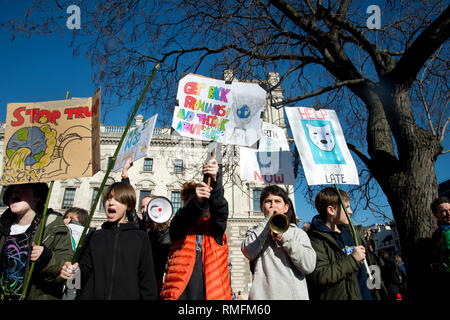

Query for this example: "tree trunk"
[366,83,442,300]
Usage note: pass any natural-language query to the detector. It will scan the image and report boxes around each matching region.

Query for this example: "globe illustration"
[6,127,48,166]
[236,104,251,119]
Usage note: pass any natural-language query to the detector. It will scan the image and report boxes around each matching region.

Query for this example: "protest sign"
[257,121,290,152]
[2,88,101,185]
[112,114,158,171]
[171,73,266,146]
[285,106,359,185]
[239,147,296,185]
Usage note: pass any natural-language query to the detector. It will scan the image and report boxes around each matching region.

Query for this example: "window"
[253,189,262,212]
[171,191,181,214]
[62,188,76,209]
[174,159,183,173]
[107,157,114,170]
[139,190,152,211]
[143,158,153,172]
[92,187,105,211]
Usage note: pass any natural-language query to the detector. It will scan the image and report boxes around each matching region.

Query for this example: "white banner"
[285,107,359,185]
[171,73,266,146]
[257,122,290,152]
[112,114,158,171]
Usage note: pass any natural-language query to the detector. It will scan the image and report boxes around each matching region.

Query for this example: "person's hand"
[122,156,133,179]
[203,159,218,182]
[30,242,44,262]
[60,262,79,280]
[351,246,366,264]
[196,182,212,203]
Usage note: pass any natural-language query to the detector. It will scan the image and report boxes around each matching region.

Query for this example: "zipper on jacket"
[107,224,121,300]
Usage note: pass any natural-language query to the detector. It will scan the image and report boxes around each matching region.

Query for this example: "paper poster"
[257,122,290,152]
[285,107,359,185]
[1,88,101,185]
[240,147,296,186]
[112,114,158,171]
[171,73,266,146]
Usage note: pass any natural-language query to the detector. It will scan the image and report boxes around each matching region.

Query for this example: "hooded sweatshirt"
[241,216,316,300]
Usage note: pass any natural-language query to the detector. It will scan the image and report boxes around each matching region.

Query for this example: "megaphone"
[146,196,173,224]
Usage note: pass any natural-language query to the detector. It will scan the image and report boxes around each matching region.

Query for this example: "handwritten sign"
[257,122,290,152]
[112,114,158,171]
[285,107,359,185]
[240,147,296,185]
[2,89,101,185]
[171,73,266,146]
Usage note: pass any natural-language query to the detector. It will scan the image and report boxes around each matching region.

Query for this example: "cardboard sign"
[240,147,296,185]
[171,73,266,146]
[112,114,158,171]
[2,88,101,185]
[285,106,359,185]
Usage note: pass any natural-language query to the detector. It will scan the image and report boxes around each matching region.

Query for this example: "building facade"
[0,71,294,298]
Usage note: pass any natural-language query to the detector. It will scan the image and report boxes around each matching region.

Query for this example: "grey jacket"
[241,216,316,300]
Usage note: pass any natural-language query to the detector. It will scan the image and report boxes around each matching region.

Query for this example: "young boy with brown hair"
[60,181,158,299]
[306,187,370,300]
[241,185,316,300]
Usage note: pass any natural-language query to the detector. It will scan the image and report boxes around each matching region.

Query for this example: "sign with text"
[171,73,266,146]
[112,114,158,171]
[257,122,290,152]
[285,107,359,185]
[240,147,296,185]
[2,89,101,185]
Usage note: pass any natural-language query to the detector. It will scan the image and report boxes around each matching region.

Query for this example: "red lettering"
[254,171,263,182]
[184,96,197,110]
[11,107,25,126]
[26,108,40,123]
[216,105,226,117]
[184,82,198,95]
[297,107,309,119]
[65,108,77,120]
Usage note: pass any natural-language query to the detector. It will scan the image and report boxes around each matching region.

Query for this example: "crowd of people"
[0,156,448,300]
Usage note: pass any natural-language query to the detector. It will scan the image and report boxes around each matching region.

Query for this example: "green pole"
[333,184,373,281]
[71,63,160,263]
[20,91,71,299]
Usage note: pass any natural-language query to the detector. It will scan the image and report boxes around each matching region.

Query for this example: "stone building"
[0,71,293,298]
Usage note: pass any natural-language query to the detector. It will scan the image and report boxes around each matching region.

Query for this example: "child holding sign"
[60,181,158,300]
[0,183,73,300]
[306,187,371,300]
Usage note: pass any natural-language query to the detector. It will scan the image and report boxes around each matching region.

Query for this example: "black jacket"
[77,221,158,300]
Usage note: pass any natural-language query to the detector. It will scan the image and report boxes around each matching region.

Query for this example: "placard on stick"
[112,114,158,171]
[285,106,359,186]
[2,88,101,185]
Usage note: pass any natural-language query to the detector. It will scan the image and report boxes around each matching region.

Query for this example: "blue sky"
[1,3,448,227]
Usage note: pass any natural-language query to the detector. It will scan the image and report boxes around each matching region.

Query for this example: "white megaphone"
[146,196,173,224]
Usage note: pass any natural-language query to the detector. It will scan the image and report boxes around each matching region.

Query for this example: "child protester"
[0,183,73,300]
[60,181,158,300]
[241,185,316,300]
[306,187,370,300]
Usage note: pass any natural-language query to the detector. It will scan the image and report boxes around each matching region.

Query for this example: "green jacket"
[0,209,74,300]
[306,217,362,300]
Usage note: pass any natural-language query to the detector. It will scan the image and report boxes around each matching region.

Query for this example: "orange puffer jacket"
[160,216,231,300]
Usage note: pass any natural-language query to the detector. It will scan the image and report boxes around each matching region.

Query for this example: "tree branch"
[271,78,366,107]
[390,4,450,86]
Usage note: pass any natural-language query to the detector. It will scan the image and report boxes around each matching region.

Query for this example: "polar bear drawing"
[306,123,335,151]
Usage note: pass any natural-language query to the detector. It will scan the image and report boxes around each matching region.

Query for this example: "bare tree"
[2,0,449,297]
